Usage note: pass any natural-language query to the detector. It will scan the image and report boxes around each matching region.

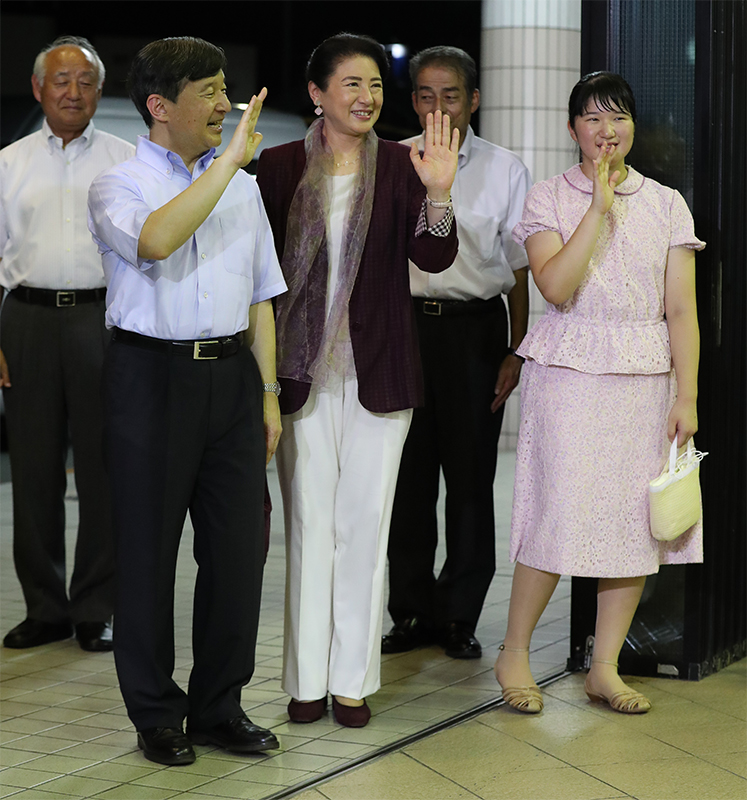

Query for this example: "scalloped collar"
[563,163,645,196]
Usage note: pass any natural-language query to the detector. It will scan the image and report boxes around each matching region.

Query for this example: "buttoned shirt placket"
[191,154,216,339]
[53,132,89,290]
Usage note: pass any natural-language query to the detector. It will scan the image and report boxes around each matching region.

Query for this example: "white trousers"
[277,377,412,701]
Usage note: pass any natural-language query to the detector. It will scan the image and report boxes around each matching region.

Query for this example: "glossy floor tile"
[303,660,746,800]
[3,452,742,800]
[0,453,570,799]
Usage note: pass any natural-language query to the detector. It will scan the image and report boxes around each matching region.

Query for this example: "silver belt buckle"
[193,340,220,360]
[56,291,76,307]
[423,300,442,316]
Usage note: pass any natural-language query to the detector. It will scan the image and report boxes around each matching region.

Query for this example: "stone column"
[480,0,582,450]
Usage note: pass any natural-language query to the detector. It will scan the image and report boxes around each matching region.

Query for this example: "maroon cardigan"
[256,138,458,415]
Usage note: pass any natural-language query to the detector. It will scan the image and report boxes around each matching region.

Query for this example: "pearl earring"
[314,103,323,116]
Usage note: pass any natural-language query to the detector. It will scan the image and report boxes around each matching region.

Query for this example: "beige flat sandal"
[584,659,651,714]
[495,644,543,714]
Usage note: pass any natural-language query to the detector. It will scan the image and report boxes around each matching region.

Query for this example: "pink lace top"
[512,165,706,375]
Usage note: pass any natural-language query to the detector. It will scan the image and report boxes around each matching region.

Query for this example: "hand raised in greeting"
[224,87,268,169]
[409,110,459,201]
[591,143,621,216]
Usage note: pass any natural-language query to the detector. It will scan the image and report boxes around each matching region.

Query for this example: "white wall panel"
[481,0,581,451]
[483,0,582,31]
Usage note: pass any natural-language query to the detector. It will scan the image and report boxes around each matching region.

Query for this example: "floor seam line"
[262,670,570,799]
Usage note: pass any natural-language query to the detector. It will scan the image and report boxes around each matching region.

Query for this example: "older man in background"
[0,36,134,651]
[384,46,532,659]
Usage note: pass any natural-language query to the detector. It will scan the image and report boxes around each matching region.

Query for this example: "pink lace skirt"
[510,361,703,577]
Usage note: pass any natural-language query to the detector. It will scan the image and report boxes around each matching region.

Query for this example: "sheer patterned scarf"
[275,118,378,386]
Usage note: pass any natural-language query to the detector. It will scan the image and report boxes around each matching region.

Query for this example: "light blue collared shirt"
[87,135,286,340]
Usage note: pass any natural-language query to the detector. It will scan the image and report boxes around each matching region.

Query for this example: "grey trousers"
[1,293,115,624]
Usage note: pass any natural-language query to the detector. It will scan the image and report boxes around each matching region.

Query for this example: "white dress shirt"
[88,135,286,340]
[403,126,532,301]
[0,120,135,291]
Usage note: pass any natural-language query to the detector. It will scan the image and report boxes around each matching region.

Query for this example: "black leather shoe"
[381,617,436,654]
[3,619,73,649]
[442,622,482,659]
[188,714,279,753]
[76,622,113,652]
[137,727,196,766]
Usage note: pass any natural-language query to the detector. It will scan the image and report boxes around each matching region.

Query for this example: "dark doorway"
[571,0,746,680]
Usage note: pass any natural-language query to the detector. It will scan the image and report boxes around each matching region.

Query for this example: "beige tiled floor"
[1,453,570,798]
[293,661,747,800]
[2,453,744,799]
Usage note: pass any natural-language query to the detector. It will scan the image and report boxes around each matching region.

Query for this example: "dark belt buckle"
[56,291,76,307]
[193,340,220,360]
[423,300,442,316]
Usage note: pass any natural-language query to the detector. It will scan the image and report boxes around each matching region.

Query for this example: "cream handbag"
[649,438,707,542]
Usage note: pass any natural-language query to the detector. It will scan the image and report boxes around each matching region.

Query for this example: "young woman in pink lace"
[493,73,704,714]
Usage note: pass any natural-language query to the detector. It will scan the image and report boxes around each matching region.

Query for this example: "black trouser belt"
[10,286,106,307]
[112,328,243,360]
[413,295,503,317]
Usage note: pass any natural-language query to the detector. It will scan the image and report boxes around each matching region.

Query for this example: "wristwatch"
[507,348,525,363]
[263,382,281,396]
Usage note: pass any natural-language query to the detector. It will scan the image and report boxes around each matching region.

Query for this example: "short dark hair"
[306,33,389,91]
[568,71,637,127]
[128,37,227,127]
[409,46,477,98]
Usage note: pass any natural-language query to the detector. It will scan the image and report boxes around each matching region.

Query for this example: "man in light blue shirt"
[88,37,286,767]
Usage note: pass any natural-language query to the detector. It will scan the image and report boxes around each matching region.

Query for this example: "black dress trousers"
[103,337,266,730]
[1,294,114,624]
[387,297,508,631]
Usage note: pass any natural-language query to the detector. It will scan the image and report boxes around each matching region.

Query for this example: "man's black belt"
[414,295,503,317]
[10,286,106,307]
[112,327,242,360]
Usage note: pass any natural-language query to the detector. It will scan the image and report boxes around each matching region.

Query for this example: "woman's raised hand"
[410,110,459,200]
[224,87,268,169]
[591,143,620,215]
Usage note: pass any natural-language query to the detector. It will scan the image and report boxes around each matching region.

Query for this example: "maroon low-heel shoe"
[288,697,326,723]
[332,697,370,728]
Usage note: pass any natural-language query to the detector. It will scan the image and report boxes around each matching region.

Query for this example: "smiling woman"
[308,55,383,149]
[493,72,705,717]
[567,73,637,189]
[256,32,460,730]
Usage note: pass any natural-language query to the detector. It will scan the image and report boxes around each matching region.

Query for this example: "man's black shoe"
[137,727,196,766]
[3,619,73,649]
[442,622,482,659]
[76,622,114,652]
[188,714,279,753]
[381,617,436,654]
